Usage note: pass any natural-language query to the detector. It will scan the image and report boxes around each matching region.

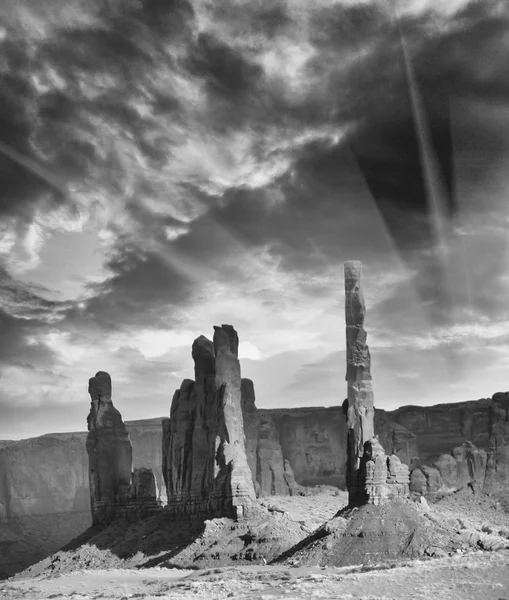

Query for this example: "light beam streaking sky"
[1,0,509,439]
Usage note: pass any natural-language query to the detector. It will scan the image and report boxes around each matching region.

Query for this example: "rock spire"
[343,262,409,505]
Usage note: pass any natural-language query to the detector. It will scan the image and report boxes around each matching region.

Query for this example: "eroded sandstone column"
[343,262,409,505]
[344,261,375,505]
[212,325,256,517]
[163,326,256,518]
[86,371,133,526]
[240,377,297,497]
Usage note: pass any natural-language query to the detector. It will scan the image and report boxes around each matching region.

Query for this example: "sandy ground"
[2,550,509,600]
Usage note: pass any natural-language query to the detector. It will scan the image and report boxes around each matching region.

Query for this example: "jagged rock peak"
[162,325,255,519]
[213,324,239,357]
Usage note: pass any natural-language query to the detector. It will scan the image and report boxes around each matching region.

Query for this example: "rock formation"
[241,378,297,496]
[388,398,491,464]
[408,389,509,498]
[484,392,509,496]
[163,325,256,519]
[86,371,133,526]
[86,372,161,526]
[410,440,489,497]
[343,261,409,506]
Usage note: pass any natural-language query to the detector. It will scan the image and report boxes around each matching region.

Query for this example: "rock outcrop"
[86,371,161,526]
[163,325,256,519]
[410,441,488,497]
[484,392,509,496]
[241,378,297,496]
[408,391,509,499]
[343,261,375,505]
[342,261,409,506]
[388,398,492,464]
[86,371,133,526]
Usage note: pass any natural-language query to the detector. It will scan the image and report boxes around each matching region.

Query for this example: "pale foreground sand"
[1,550,509,600]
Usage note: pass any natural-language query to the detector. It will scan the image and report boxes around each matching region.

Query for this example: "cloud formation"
[1,0,509,438]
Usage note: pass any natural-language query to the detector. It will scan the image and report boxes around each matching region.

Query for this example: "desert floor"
[1,550,509,600]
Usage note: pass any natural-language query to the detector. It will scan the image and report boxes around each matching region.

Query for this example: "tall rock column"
[343,262,409,506]
[344,261,375,505]
[86,371,133,526]
[163,325,256,519]
[211,325,256,517]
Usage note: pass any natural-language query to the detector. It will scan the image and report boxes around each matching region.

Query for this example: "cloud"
[1,0,509,438]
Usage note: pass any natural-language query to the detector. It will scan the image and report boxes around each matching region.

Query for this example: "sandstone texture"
[484,392,509,496]
[125,418,166,504]
[0,434,91,579]
[260,407,417,489]
[388,398,491,464]
[163,326,256,519]
[343,261,375,505]
[86,371,133,526]
[241,378,297,497]
[343,261,409,506]
[408,392,509,498]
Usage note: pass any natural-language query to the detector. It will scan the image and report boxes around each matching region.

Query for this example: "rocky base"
[14,488,509,581]
[275,496,509,568]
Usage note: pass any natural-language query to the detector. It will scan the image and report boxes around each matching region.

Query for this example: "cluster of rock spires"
[86,325,297,526]
[84,261,507,530]
[162,325,256,519]
[342,261,410,506]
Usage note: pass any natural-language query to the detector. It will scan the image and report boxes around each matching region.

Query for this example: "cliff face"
[484,392,509,495]
[241,378,297,496]
[387,398,492,464]
[0,434,91,579]
[261,406,418,489]
[264,407,348,488]
[0,434,89,520]
[126,418,166,503]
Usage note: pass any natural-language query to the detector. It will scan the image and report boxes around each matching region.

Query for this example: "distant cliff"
[1,395,508,579]
[387,398,492,464]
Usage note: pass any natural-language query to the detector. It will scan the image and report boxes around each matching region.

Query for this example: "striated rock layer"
[163,325,256,519]
[343,261,409,506]
[241,378,297,497]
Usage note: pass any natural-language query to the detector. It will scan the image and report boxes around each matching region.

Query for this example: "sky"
[1,0,509,439]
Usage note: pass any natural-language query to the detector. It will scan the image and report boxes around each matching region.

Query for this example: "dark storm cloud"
[296,0,509,256]
[0,39,65,221]
[112,346,182,381]
[3,0,509,342]
[0,269,59,367]
[62,232,211,332]
[0,0,197,227]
